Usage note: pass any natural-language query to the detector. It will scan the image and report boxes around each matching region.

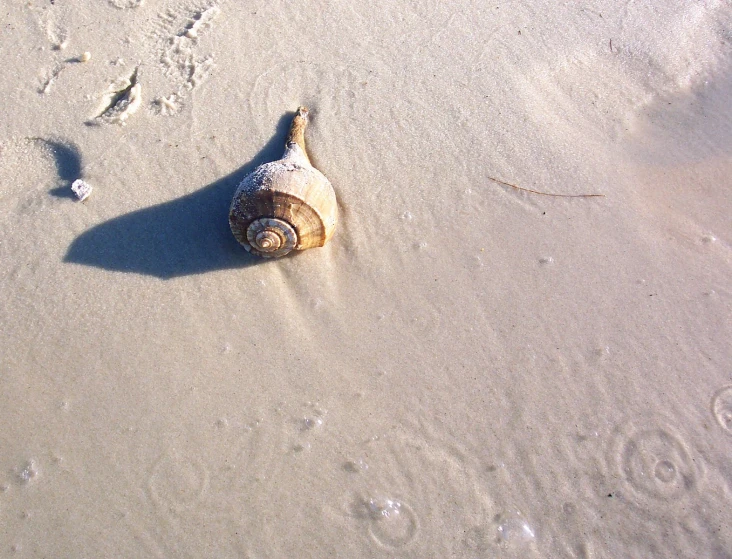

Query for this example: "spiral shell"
[229,107,337,258]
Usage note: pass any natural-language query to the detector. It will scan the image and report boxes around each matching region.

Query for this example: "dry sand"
[1,0,731,557]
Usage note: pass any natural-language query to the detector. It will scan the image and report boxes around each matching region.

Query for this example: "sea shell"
[229,107,338,258]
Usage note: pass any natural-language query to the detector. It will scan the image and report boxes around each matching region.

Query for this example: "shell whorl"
[245,217,297,258]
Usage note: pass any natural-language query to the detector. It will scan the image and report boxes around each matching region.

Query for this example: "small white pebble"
[79,52,92,63]
[71,179,93,201]
[301,417,323,431]
[17,460,38,484]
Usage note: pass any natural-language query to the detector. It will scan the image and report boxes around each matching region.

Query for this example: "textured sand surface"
[1,1,731,557]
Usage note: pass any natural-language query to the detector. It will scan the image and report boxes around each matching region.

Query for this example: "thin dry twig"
[487,175,605,198]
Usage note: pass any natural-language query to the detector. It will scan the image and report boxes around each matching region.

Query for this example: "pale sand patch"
[0,1,730,557]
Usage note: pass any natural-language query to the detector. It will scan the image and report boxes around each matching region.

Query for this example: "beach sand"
[1,0,731,556]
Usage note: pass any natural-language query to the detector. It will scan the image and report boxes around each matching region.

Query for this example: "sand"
[1,0,731,556]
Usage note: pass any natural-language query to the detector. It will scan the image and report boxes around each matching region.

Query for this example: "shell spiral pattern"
[246,217,297,258]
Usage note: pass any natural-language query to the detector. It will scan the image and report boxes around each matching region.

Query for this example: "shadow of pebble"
[36,138,83,200]
[64,112,295,278]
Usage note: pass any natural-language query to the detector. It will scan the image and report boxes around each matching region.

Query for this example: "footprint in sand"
[29,1,72,94]
[148,1,221,115]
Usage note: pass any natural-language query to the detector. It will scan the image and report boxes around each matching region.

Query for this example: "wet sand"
[0,1,731,556]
